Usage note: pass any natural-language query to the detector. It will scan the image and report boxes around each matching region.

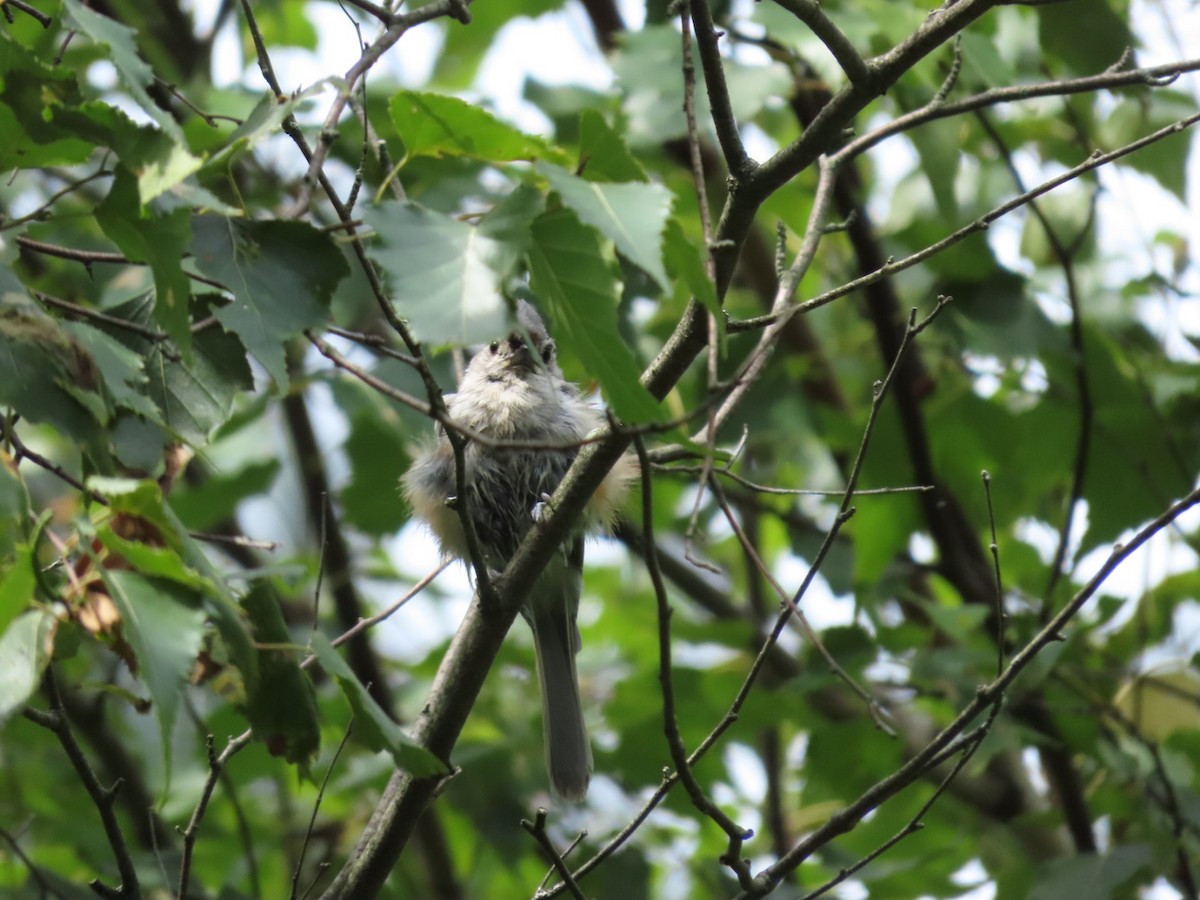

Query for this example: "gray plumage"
[404,301,630,801]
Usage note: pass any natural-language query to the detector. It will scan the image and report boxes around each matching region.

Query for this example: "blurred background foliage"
[1,0,1199,898]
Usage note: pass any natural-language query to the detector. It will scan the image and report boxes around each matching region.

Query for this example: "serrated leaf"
[0,609,56,722]
[95,527,213,592]
[240,584,319,766]
[190,217,348,387]
[101,570,206,786]
[476,183,546,277]
[0,297,106,444]
[537,162,672,290]
[206,82,331,171]
[311,633,447,776]
[0,544,37,640]
[578,109,647,183]
[97,169,193,346]
[528,208,660,422]
[59,321,159,421]
[0,35,91,169]
[389,90,567,165]
[62,0,186,142]
[365,201,509,346]
[48,101,202,202]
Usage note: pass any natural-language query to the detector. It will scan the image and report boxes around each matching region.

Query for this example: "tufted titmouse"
[403,301,634,800]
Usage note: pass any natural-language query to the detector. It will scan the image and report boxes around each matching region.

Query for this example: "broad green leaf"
[528,208,660,422]
[0,296,106,443]
[389,90,566,165]
[146,308,253,444]
[537,162,672,290]
[95,528,212,592]
[62,0,186,142]
[240,584,319,766]
[1098,91,1196,202]
[909,116,961,221]
[0,544,37,642]
[365,201,509,346]
[95,169,193,350]
[1038,0,1133,77]
[60,321,159,421]
[206,82,331,171]
[0,33,91,169]
[311,633,447,776]
[578,109,648,183]
[0,609,56,722]
[341,413,410,536]
[1114,668,1200,742]
[476,183,546,277]
[0,451,30,562]
[1029,844,1152,900]
[613,26,791,148]
[190,216,348,387]
[100,569,206,784]
[662,218,721,334]
[48,101,203,202]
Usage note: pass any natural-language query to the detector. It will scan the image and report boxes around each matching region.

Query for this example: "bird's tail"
[528,604,592,801]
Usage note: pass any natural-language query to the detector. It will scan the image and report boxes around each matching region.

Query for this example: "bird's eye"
[489,341,500,354]
[541,341,555,364]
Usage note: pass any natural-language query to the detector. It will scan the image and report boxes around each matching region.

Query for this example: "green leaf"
[476,183,546,277]
[0,32,91,169]
[95,169,193,349]
[0,544,37,643]
[1038,0,1133,77]
[0,296,106,444]
[0,450,31,562]
[190,217,348,387]
[365,201,509,346]
[1030,844,1152,900]
[578,109,648,183]
[47,100,202,201]
[206,83,330,171]
[389,90,567,166]
[240,584,319,766]
[95,528,213,592]
[145,306,253,444]
[612,26,791,148]
[528,208,660,422]
[59,321,159,421]
[908,116,961,221]
[341,414,410,536]
[662,218,721,334]
[311,633,447,776]
[537,162,673,291]
[100,569,206,784]
[62,0,186,142]
[0,609,56,722]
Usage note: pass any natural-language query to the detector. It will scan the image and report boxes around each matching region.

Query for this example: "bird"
[402,301,634,800]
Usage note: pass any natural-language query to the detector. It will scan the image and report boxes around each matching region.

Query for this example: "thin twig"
[5,0,53,28]
[733,112,1200,334]
[24,670,141,900]
[634,433,755,888]
[178,732,254,899]
[981,471,1005,677]
[291,722,355,900]
[738,486,1200,896]
[520,809,586,900]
